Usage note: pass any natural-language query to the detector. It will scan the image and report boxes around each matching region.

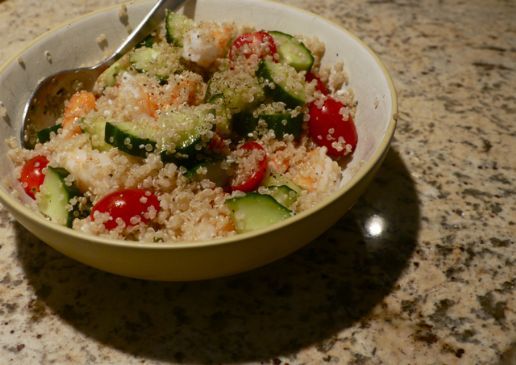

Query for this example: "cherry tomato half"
[229,31,277,62]
[19,155,49,199]
[308,97,358,158]
[306,72,329,94]
[91,189,160,230]
[230,141,268,192]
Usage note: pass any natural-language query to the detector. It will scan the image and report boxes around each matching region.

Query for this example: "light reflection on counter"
[364,214,386,238]
[365,214,385,237]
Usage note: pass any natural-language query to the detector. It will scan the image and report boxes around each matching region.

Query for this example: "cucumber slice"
[36,167,80,227]
[233,112,303,138]
[105,106,215,163]
[256,60,307,107]
[206,70,265,113]
[67,199,91,228]
[226,193,292,233]
[165,10,194,46]
[136,34,155,48]
[130,47,160,73]
[206,94,232,137]
[159,106,216,164]
[36,124,61,144]
[98,58,128,88]
[232,112,256,137]
[80,117,111,151]
[264,172,303,195]
[269,31,314,71]
[105,121,157,157]
[129,43,182,79]
[266,185,298,208]
[259,113,303,138]
[186,160,231,187]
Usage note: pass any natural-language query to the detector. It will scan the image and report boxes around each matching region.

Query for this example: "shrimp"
[109,72,159,120]
[294,175,317,191]
[169,79,199,106]
[52,147,120,195]
[182,22,236,68]
[269,155,290,173]
[62,91,96,135]
[289,148,341,192]
[166,72,205,106]
[221,218,235,233]
[268,145,292,173]
[140,91,158,118]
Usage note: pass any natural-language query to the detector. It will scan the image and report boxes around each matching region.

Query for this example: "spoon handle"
[104,0,188,66]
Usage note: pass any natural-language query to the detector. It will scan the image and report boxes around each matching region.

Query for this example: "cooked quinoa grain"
[8,13,357,243]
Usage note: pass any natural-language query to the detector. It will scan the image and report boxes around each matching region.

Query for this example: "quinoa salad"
[7,11,358,242]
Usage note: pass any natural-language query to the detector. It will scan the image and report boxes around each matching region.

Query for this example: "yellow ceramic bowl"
[0,0,397,281]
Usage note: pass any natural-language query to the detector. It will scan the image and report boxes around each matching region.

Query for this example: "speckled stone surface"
[0,0,514,364]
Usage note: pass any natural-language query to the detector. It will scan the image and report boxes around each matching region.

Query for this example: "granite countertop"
[0,0,514,364]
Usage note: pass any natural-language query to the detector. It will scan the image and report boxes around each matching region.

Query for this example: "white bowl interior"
[0,0,395,233]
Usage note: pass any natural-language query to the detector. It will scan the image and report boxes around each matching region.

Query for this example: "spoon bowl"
[22,67,101,147]
[21,0,187,148]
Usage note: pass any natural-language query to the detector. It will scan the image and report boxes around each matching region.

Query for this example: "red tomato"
[19,155,49,199]
[308,97,358,158]
[229,31,277,62]
[306,72,329,94]
[91,189,160,230]
[230,141,268,192]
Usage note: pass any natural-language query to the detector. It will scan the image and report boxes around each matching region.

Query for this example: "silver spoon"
[21,0,188,148]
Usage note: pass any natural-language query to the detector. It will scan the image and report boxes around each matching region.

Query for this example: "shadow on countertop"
[15,148,420,363]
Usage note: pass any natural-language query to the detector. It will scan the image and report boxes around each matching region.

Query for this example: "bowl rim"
[0,0,398,250]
